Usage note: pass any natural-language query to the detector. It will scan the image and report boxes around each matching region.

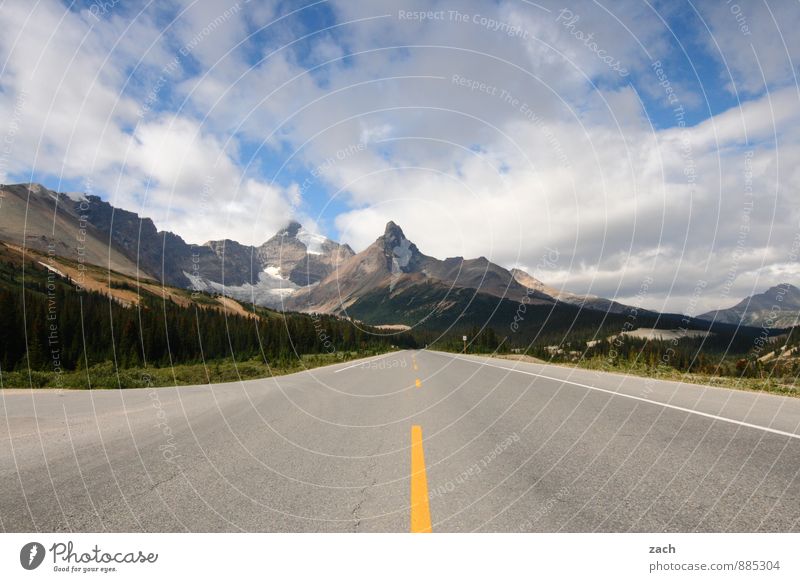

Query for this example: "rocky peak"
[383,220,404,237]
[751,283,800,310]
[277,220,303,238]
[373,221,425,274]
[380,221,410,252]
[766,283,800,296]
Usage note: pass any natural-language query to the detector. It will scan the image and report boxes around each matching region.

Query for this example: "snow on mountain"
[65,191,88,202]
[183,266,300,309]
[295,227,328,255]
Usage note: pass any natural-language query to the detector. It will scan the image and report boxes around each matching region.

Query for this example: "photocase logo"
[20,542,46,570]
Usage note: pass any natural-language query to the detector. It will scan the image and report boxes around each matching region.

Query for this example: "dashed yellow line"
[410,425,432,533]
[415,378,422,388]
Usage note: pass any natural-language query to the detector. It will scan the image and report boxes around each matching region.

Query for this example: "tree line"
[0,263,417,375]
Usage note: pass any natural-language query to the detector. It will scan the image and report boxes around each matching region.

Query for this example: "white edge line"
[438,352,800,441]
[333,351,405,373]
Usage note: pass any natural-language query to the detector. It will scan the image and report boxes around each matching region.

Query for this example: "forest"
[0,252,417,387]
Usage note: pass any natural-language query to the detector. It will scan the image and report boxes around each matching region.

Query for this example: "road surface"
[2,350,799,532]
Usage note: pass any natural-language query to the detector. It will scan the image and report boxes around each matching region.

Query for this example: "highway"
[1,350,799,532]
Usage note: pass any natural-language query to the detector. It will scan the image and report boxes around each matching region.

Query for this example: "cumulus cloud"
[0,0,297,245]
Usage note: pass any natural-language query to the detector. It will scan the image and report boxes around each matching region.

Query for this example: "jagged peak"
[384,220,405,238]
[278,220,303,238]
[379,221,412,253]
[204,238,248,249]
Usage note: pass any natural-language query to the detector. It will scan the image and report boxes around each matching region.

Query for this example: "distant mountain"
[6,183,757,332]
[0,184,352,308]
[0,183,148,280]
[189,221,354,308]
[698,284,800,328]
[256,221,354,286]
[286,221,643,322]
[510,268,635,315]
[286,221,555,316]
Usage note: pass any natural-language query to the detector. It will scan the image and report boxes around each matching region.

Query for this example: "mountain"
[0,183,148,279]
[698,284,800,328]
[287,221,419,313]
[189,221,354,308]
[286,221,555,315]
[0,185,642,320]
[76,187,244,288]
[510,268,635,315]
[0,182,242,287]
[0,184,352,308]
[256,220,354,286]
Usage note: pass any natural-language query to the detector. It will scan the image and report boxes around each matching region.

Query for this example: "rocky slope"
[510,268,635,315]
[0,183,147,279]
[255,221,354,286]
[699,284,800,328]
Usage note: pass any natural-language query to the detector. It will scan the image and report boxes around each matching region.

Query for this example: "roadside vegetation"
[0,352,378,390]
[432,325,800,397]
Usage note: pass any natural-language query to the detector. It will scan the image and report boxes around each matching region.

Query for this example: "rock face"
[77,193,240,287]
[698,284,800,328]
[203,239,261,286]
[0,183,150,279]
[256,221,354,287]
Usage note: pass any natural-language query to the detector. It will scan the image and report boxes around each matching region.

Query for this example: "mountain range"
[1,183,797,331]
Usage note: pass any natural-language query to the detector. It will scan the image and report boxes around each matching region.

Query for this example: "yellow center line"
[415,378,422,388]
[410,425,432,533]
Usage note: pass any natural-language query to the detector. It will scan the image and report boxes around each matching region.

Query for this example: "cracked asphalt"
[1,350,799,532]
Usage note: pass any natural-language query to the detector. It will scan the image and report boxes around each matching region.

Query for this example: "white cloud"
[2,0,800,314]
[0,0,298,245]
[698,0,800,95]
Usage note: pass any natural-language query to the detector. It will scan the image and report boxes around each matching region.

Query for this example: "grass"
[441,347,800,397]
[564,356,799,397]
[0,350,388,390]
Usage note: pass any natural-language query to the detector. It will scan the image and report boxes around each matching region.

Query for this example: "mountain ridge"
[698,283,800,328]
[2,183,795,329]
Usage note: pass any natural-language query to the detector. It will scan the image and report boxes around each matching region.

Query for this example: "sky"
[1,0,799,314]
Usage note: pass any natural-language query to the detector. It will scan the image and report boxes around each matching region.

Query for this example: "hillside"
[699,284,800,328]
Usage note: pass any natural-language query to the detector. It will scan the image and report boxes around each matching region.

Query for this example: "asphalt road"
[2,350,799,532]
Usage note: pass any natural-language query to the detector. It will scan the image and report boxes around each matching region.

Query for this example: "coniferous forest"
[0,247,417,388]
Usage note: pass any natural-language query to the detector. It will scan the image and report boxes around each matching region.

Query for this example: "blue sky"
[1,0,799,312]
